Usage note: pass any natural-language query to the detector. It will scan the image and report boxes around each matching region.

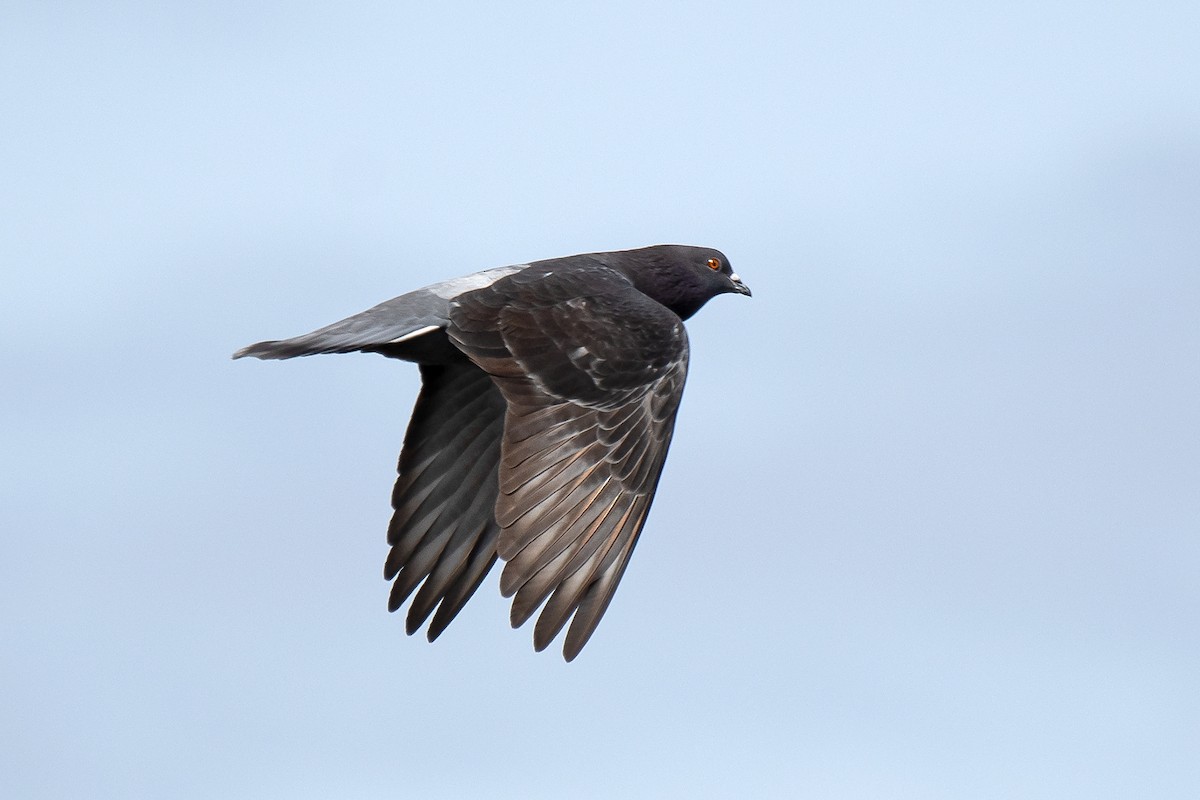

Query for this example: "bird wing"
[231,265,522,360]
[231,264,523,637]
[384,359,508,641]
[448,265,689,660]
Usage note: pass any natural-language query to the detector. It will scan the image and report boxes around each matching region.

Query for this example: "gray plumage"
[234,244,750,660]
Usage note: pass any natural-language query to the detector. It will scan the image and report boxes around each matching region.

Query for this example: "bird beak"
[729,273,752,297]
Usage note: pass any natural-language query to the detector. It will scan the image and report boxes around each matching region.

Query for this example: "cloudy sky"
[3,2,1198,798]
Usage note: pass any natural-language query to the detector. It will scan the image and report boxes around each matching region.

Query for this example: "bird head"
[604,244,751,320]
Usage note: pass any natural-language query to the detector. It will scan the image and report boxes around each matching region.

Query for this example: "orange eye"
[707,258,721,270]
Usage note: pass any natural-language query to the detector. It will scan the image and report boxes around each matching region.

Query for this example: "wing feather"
[381,361,507,639]
[563,526,642,660]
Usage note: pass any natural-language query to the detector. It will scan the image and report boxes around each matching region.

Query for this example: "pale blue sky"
[3,2,1198,798]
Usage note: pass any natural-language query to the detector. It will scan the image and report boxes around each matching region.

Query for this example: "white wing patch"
[430,265,526,300]
[387,324,442,344]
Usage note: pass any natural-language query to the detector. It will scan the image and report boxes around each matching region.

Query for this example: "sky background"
[3,2,1198,798]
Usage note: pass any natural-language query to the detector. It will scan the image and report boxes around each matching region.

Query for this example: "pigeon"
[234,244,750,660]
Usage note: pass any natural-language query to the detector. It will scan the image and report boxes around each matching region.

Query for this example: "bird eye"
[706,258,721,271]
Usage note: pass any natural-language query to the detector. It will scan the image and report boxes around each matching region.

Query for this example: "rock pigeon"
[234,244,750,660]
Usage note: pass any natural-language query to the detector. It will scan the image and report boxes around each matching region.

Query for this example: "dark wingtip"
[562,626,591,662]
[231,341,280,360]
[386,587,404,614]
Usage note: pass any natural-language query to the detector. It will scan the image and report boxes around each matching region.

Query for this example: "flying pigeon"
[234,244,750,660]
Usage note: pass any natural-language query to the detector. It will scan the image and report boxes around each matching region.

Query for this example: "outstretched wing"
[231,266,522,641]
[231,265,522,361]
[384,359,508,641]
[448,265,689,660]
